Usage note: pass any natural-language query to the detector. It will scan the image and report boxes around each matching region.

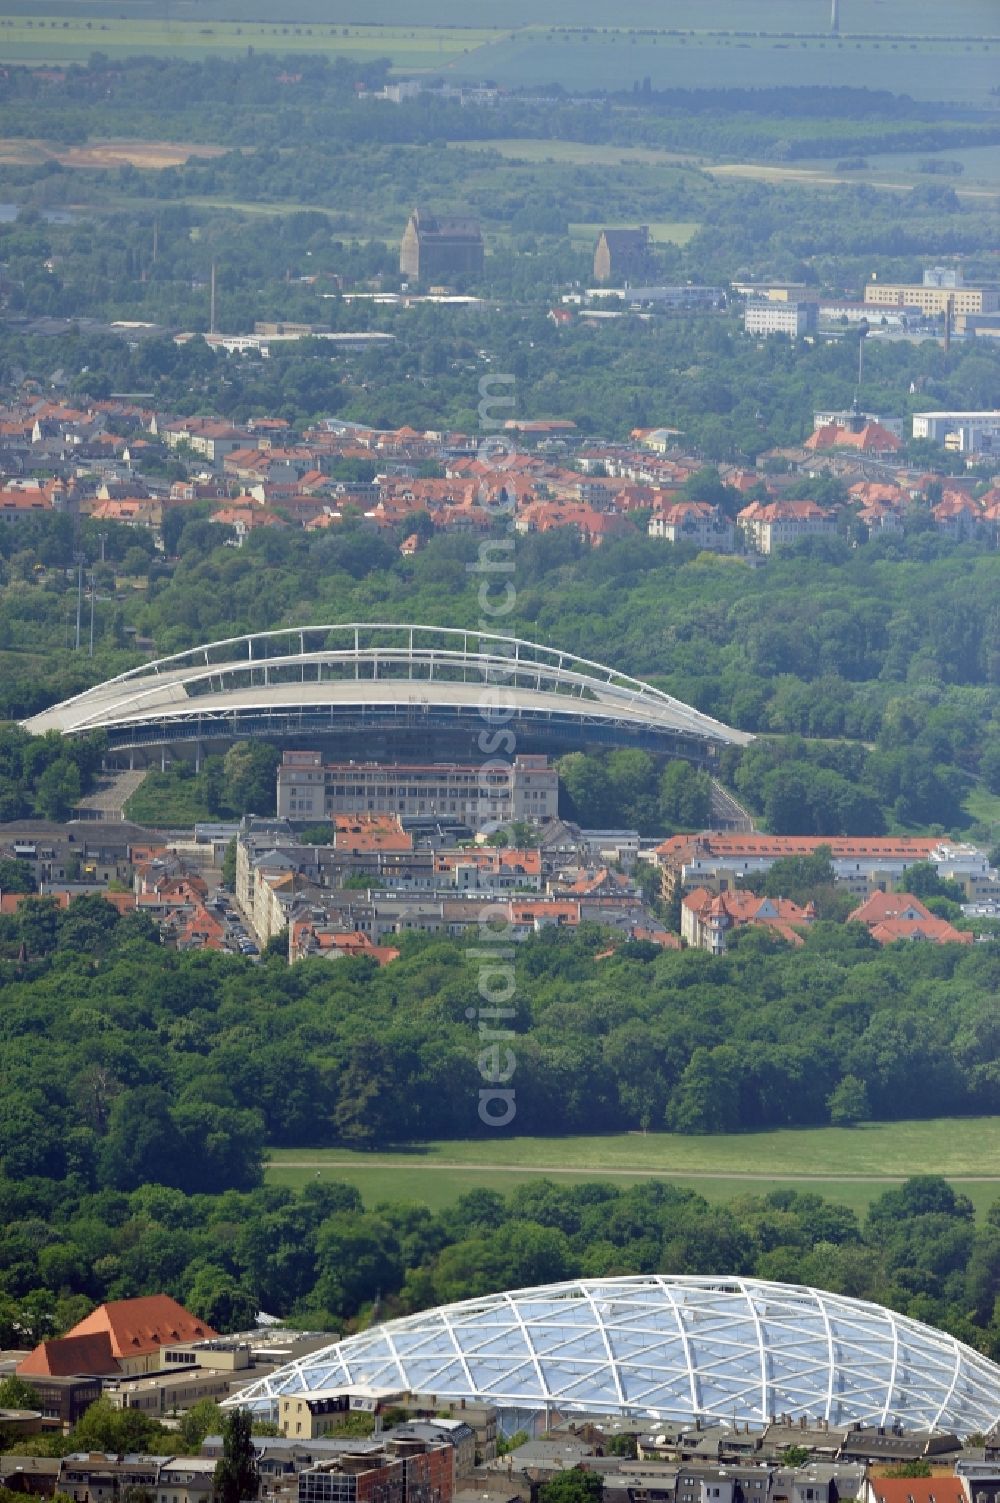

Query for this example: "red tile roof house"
[18,1295,217,1378]
[737,498,838,554]
[681,887,816,954]
[804,420,902,454]
[0,489,54,523]
[848,891,972,947]
[648,500,735,551]
[866,1478,966,1503]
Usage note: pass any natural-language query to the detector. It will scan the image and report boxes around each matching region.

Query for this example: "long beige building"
[277,751,559,829]
[864,282,998,317]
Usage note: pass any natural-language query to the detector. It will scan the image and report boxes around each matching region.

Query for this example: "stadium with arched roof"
[23,623,752,765]
[223,1276,1000,1436]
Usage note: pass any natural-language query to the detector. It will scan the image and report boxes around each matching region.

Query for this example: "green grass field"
[964,783,1000,833]
[123,770,211,827]
[267,1117,1000,1218]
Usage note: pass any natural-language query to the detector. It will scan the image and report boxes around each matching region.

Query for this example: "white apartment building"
[912,410,1000,452]
[744,300,816,337]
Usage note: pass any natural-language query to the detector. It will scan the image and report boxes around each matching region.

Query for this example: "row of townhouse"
[0,1452,216,1503]
[235,813,672,958]
[500,1418,991,1503]
[256,868,671,958]
[0,1427,463,1503]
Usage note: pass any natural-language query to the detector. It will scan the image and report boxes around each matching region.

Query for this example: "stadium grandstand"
[23,623,752,766]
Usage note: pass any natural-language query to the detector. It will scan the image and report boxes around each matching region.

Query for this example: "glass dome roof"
[226,1276,1000,1436]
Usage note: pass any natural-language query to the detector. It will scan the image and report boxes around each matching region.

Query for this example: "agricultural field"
[1,0,997,36]
[0,16,504,66]
[814,142,1000,194]
[0,11,995,103]
[267,1117,1000,1218]
[0,137,226,169]
[445,30,1000,106]
[703,160,999,201]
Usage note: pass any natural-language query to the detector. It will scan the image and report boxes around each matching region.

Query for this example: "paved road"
[269,1159,1000,1184]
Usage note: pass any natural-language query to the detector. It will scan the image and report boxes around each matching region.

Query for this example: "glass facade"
[226,1277,1000,1436]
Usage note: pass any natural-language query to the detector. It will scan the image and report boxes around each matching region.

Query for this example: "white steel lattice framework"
[21,623,752,755]
[224,1276,1000,1436]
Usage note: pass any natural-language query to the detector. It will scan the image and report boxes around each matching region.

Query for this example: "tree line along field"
[265,1118,1000,1219]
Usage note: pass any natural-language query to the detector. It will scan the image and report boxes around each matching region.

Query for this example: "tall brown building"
[400,209,484,281]
[593,225,652,284]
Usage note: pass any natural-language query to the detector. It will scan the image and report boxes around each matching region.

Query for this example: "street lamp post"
[73,552,85,651]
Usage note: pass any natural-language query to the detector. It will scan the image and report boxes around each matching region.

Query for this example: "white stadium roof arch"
[22,623,752,758]
[223,1275,1000,1436]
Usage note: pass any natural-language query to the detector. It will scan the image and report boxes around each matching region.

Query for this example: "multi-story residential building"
[648,502,735,551]
[60,1453,162,1503]
[155,1458,218,1503]
[736,498,836,554]
[246,1419,479,1498]
[295,1433,456,1503]
[681,887,815,953]
[432,848,542,892]
[6,1454,219,1503]
[0,819,162,886]
[160,419,250,468]
[0,488,55,523]
[744,300,816,338]
[276,753,558,830]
